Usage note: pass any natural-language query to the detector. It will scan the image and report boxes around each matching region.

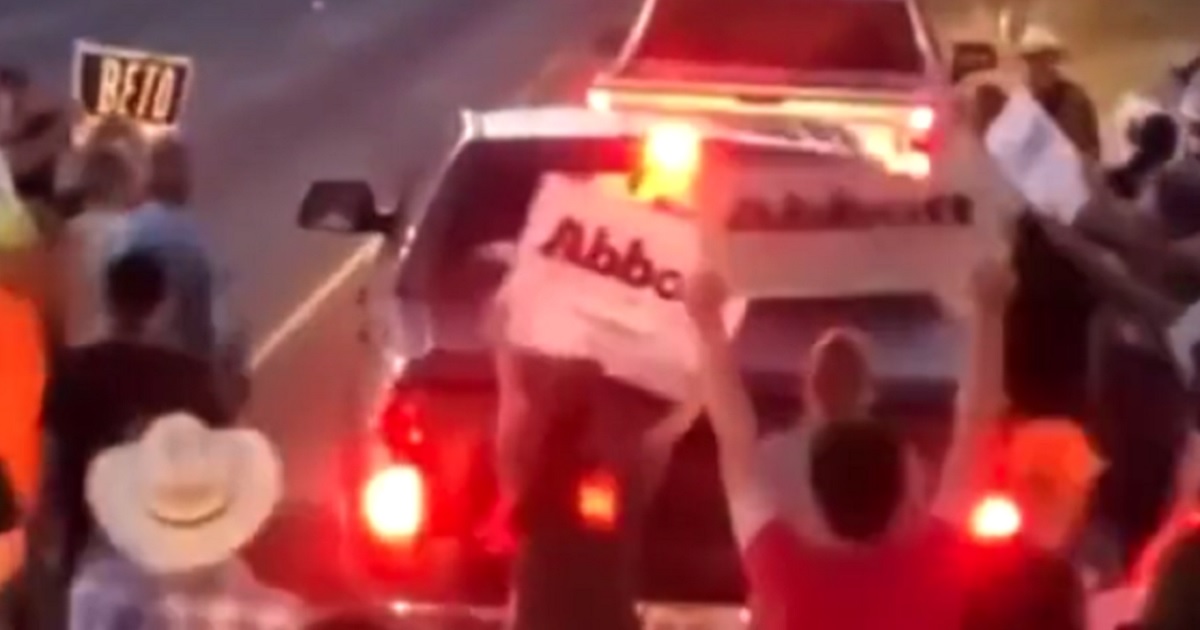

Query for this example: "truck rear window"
[632,0,925,75]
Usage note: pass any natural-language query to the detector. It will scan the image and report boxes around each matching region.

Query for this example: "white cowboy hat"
[86,413,282,574]
[1017,25,1066,56]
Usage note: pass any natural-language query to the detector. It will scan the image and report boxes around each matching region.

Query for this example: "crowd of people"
[0,66,323,629]
[486,24,1200,630]
[4,16,1200,630]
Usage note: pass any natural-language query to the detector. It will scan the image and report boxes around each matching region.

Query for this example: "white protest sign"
[697,146,1004,306]
[504,174,742,401]
[70,40,194,143]
[985,88,1090,224]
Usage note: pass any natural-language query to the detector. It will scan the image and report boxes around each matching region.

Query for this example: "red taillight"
[643,122,701,175]
[379,387,429,458]
[362,464,427,543]
[576,469,619,531]
[907,106,936,152]
[970,493,1022,541]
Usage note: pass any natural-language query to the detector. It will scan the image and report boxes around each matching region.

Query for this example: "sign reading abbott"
[505,174,742,401]
[72,40,193,135]
[697,147,1003,304]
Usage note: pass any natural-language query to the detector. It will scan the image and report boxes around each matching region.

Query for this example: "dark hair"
[0,65,29,90]
[808,421,905,542]
[148,136,190,204]
[79,149,137,206]
[1112,113,1181,200]
[105,252,166,325]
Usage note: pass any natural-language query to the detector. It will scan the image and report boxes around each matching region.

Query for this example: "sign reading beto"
[72,40,193,129]
[505,175,736,401]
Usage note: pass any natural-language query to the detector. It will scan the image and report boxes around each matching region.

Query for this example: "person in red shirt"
[684,258,1014,630]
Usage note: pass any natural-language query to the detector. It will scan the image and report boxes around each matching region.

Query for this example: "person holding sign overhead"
[683,254,1018,630]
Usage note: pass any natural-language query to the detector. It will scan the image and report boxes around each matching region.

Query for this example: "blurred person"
[43,252,231,583]
[0,65,70,208]
[118,136,248,410]
[0,461,28,630]
[962,420,1102,630]
[70,413,305,629]
[1107,113,1180,204]
[485,296,700,630]
[0,148,44,510]
[756,328,878,521]
[0,464,25,591]
[1138,526,1200,629]
[58,148,138,347]
[1017,26,1101,159]
[683,257,1014,629]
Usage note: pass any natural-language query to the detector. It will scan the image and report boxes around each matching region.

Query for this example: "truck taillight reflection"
[362,464,427,542]
[577,469,619,531]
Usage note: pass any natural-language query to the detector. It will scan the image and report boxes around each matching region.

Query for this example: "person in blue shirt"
[116,137,247,410]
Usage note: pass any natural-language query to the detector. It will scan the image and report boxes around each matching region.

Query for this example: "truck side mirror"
[950,41,999,84]
[297,180,391,235]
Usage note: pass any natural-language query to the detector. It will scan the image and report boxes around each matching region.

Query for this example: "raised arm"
[684,271,770,543]
[933,259,1014,523]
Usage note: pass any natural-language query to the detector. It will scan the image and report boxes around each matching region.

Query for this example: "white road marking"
[248,51,579,370]
[250,241,377,368]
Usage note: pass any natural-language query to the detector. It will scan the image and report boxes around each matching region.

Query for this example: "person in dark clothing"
[1006,212,1098,420]
[1140,526,1200,629]
[1108,113,1180,202]
[41,251,233,583]
[0,66,70,207]
[1017,27,1101,159]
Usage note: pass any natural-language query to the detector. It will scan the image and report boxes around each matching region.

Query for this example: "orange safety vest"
[0,286,44,508]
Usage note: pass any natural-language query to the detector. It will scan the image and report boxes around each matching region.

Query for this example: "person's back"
[1139,527,1200,629]
[70,415,305,630]
[45,252,230,580]
[964,536,1087,630]
[121,138,218,359]
[741,422,971,630]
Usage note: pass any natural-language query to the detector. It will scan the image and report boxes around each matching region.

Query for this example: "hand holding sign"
[71,40,193,143]
[985,88,1090,224]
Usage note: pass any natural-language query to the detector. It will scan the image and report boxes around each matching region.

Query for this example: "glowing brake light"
[634,122,701,201]
[643,123,701,175]
[969,493,1022,541]
[587,89,612,111]
[907,106,935,135]
[576,469,619,531]
[362,464,427,542]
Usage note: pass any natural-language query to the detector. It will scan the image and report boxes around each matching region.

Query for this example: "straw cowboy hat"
[86,413,282,573]
[1016,25,1066,57]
